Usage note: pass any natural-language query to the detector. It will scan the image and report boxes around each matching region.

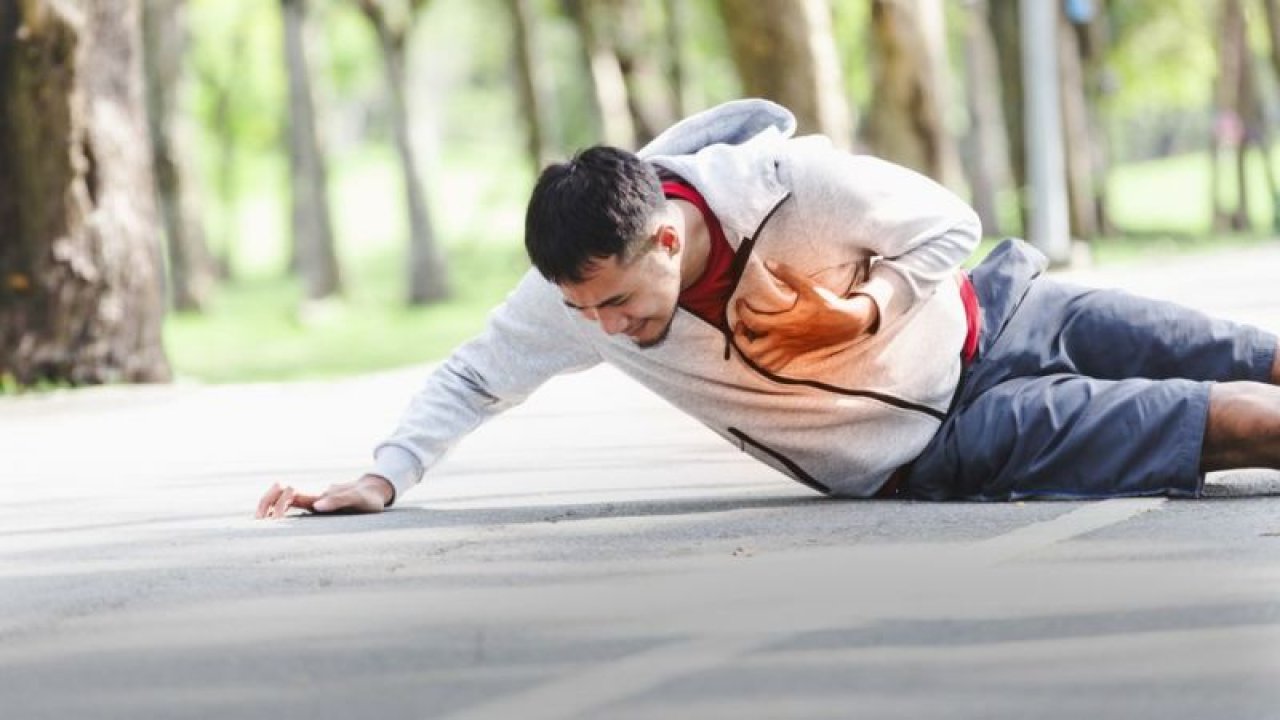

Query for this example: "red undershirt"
[665,179,734,329]
[661,178,981,365]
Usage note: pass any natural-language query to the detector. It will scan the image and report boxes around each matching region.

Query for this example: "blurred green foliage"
[1106,0,1216,115]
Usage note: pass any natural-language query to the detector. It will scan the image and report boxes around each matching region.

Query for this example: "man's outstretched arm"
[255,474,395,519]
[252,270,603,520]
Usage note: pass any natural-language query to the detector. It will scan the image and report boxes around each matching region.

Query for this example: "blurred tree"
[610,0,677,143]
[0,0,170,385]
[190,2,254,279]
[1106,0,1215,119]
[660,0,687,118]
[865,0,961,188]
[1211,0,1278,231]
[1259,0,1280,230]
[504,0,556,170]
[564,0,636,147]
[960,0,1009,236]
[355,0,450,303]
[1105,0,1216,164]
[1058,4,1098,240]
[984,0,1112,239]
[1265,0,1280,80]
[674,0,740,111]
[561,0,678,147]
[1211,0,1247,231]
[1076,0,1114,236]
[987,0,1026,229]
[718,0,853,148]
[282,0,342,300]
[142,0,218,311]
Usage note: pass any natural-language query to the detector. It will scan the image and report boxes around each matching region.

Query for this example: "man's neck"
[673,199,711,291]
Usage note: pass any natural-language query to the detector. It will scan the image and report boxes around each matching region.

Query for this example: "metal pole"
[1020,0,1071,264]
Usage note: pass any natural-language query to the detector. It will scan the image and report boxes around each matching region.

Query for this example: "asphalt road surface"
[2,244,1279,719]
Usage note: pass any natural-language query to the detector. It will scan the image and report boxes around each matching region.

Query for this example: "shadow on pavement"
[282,493,832,534]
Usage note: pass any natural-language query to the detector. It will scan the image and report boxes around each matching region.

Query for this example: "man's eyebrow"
[563,294,628,310]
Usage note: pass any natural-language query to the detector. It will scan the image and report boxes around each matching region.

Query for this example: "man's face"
[559,238,682,349]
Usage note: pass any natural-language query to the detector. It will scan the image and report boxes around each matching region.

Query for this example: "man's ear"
[655,225,681,256]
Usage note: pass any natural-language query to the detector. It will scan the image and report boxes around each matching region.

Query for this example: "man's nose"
[595,308,628,335]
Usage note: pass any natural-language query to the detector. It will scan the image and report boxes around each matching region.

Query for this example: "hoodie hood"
[638,98,796,157]
[638,99,799,242]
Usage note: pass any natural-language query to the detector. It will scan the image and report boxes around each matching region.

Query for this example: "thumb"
[312,495,339,513]
[312,487,383,514]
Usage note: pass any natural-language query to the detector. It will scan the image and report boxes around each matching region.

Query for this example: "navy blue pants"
[904,239,1278,501]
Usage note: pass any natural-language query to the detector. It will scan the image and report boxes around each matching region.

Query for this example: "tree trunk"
[660,0,686,119]
[988,0,1026,232]
[1057,8,1096,240]
[1235,135,1251,227]
[1210,120,1225,231]
[1241,0,1280,229]
[211,30,246,279]
[566,0,635,148]
[359,1,451,305]
[865,0,962,188]
[1080,0,1113,236]
[505,0,555,171]
[193,8,249,279]
[610,0,676,145]
[961,0,1008,236]
[0,0,170,386]
[718,0,854,148]
[1263,0,1280,83]
[281,0,341,300]
[142,0,216,311]
[1213,0,1251,231]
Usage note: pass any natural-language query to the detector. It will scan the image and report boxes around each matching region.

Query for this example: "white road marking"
[966,497,1166,564]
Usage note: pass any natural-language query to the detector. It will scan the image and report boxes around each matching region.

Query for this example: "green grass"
[1107,146,1280,234]
[164,243,529,383]
[166,143,1280,384]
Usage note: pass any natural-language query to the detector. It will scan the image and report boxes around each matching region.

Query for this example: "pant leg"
[999,278,1276,384]
[905,374,1212,501]
[914,239,1273,502]
[966,239,1276,389]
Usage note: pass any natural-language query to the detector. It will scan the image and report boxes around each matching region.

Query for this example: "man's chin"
[632,319,673,349]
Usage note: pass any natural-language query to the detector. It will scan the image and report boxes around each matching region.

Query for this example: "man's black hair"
[524,145,665,284]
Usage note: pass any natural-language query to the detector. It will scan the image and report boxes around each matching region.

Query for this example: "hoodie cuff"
[856,266,913,328]
[372,444,424,507]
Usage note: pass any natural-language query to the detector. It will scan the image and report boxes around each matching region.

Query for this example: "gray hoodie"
[373,99,981,501]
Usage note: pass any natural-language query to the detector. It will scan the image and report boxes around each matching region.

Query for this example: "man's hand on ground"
[254,474,394,519]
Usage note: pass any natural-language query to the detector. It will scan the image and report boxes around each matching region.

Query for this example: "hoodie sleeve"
[787,144,982,327]
[372,270,601,503]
